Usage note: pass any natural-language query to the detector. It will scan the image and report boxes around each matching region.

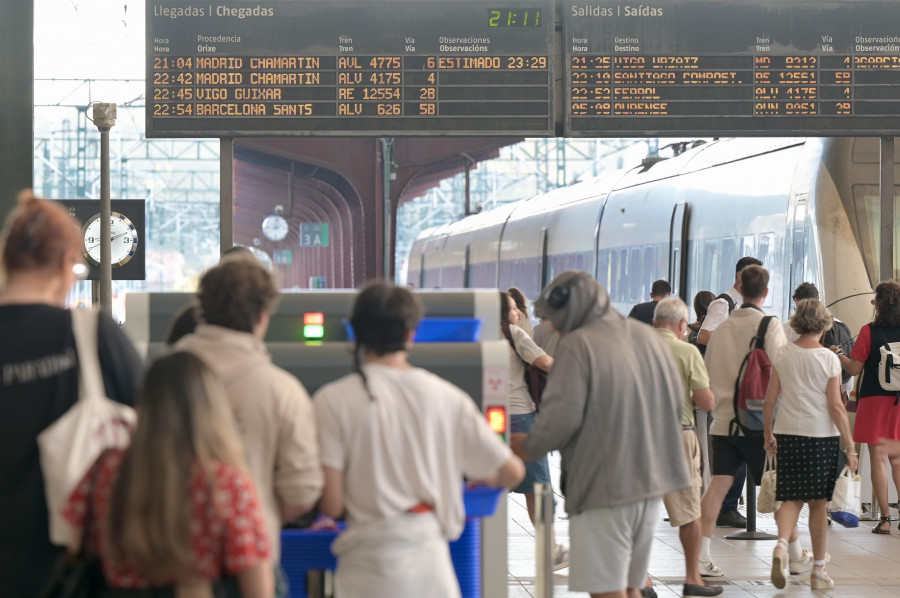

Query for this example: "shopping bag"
[37,309,135,546]
[758,452,778,513]
[830,466,861,528]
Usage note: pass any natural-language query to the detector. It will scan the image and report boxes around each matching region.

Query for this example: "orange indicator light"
[486,406,507,434]
[304,312,325,326]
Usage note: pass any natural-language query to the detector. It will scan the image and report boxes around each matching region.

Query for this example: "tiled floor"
[507,453,900,597]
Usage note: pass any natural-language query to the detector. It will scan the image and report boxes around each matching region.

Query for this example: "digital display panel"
[146,0,554,137]
[564,1,900,136]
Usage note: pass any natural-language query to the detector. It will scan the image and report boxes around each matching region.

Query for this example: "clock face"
[262,214,289,242]
[82,212,139,268]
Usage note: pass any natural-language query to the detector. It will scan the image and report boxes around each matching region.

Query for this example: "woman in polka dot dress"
[763,299,857,591]
[63,352,274,597]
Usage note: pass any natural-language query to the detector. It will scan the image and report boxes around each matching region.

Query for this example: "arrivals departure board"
[146,0,554,137]
[565,1,900,137]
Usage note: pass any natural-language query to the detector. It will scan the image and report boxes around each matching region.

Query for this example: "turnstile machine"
[125,289,510,598]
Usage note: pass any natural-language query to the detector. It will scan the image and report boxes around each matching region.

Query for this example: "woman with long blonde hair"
[64,352,273,597]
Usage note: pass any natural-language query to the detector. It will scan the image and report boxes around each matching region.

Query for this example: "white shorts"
[569,498,661,594]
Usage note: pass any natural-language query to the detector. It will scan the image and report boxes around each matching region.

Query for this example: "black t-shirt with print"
[0,304,143,597]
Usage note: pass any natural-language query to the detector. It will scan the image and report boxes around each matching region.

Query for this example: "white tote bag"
[37,309,136,546]
[830,466,862,528]
[757,452,778,513]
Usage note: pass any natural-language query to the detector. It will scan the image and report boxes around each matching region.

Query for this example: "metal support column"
[221,138,234,254]
[380,137,394,280]
[726,471,776,540]
[881,136,895,282]
[92,103,116,312]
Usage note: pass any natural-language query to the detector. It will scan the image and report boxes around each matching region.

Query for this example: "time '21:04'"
[489,9,541,27]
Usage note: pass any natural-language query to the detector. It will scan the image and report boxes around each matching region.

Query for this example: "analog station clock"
[262,213,289,242]
[82,212,140,268]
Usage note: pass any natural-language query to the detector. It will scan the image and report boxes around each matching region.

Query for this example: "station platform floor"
[506,453,900,598]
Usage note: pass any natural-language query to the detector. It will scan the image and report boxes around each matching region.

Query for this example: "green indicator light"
[304,324,324,339]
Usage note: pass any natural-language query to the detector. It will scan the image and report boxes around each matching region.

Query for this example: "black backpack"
[717,293,736,314]
[823,318,854,384]
[688,294,735,356]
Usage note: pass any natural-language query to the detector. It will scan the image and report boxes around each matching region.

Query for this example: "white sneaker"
[789,548,831,575]
[699,559,724,577]
[552,544,569,571]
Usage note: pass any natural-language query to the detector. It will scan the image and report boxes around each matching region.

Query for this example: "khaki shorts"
[569,498,661,594]
[662,429,703,527]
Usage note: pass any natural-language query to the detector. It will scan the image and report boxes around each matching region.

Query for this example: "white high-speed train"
[407,138,898,333]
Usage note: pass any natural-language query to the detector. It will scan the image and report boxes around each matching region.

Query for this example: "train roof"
[413,137,810,244]
[612,137,806,190]
[443,201,519,236]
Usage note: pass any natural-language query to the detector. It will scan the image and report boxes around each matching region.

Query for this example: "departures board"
[146,0,554,137]
[565,1,900,137]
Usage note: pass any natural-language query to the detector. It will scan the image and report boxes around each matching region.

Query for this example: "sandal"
[873,516,891,534]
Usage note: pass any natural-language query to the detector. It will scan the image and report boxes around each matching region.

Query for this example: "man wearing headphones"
[512,270,690,598]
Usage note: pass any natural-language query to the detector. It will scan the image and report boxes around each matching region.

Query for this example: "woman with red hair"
[0,191,142,596]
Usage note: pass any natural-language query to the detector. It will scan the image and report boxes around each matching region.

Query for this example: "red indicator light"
[486,406,507,434]
[304,312,324,326]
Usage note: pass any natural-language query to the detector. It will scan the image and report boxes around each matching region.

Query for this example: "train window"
[741,235,755,258]
[470,262,495,289]
[643,246,655,295]
[617,248,628,302]
[608,250,619,300]
[758,233,775,271]
[703,240,719,293]
[575,252,587,272]
[598,250,610,290]
[721,238,737,292]
[630,247,643,302]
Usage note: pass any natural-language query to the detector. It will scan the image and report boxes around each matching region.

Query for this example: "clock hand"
[88,232,131,250]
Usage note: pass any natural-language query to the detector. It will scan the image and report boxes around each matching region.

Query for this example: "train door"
[669,202,689,301]
[789,198,808,305]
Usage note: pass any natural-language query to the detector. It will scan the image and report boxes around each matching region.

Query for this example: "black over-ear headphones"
[546,272,590,309]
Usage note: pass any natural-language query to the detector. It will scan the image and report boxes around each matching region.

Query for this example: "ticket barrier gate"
[280,487,503,598]
[124,289,501,359]
[124,289,510,598]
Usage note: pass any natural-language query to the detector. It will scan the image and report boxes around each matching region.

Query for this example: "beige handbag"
[757,452,778,513]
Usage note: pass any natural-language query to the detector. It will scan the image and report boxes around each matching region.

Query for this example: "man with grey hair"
[512,270,690,598]
[652,298,721,598]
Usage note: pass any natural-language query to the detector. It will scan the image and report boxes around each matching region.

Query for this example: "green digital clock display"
[489,8,541,27]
